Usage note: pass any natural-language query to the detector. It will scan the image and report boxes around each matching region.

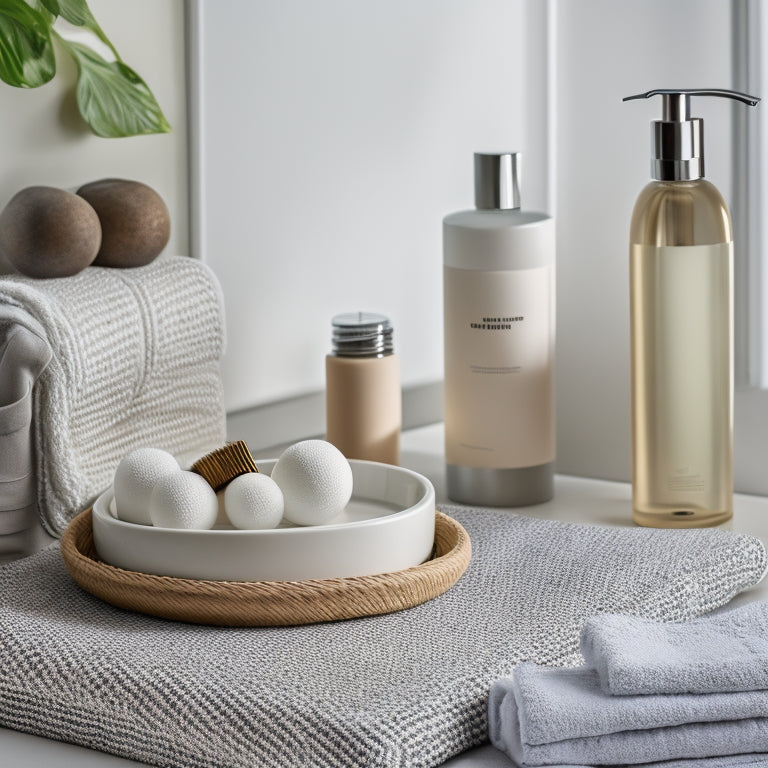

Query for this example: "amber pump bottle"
[625,88,759,528]
[325,312,401,465]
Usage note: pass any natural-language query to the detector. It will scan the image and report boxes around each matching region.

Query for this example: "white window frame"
[733,0,768,495]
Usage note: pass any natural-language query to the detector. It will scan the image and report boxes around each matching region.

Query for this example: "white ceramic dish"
[91,459,435,582]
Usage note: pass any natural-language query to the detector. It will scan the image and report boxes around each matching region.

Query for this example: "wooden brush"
[191,440,259,491]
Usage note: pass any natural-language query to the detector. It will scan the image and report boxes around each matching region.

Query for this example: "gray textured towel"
[580,602,768,695]
[0,506,765,768]
[489,664,768,766]
[0,255,227,538]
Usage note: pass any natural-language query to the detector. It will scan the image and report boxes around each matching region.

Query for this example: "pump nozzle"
[623,88,760,181]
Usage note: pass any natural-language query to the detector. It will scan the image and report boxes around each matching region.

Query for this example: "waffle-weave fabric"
[0,255,227,536]
[0,505,765,768]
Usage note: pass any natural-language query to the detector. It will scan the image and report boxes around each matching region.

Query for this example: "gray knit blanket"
[0,505,765,768]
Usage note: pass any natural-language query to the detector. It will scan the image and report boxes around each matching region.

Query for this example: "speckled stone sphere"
[271,439,353,526]
[149,470,219,530]
[224,473,284,530]
[76,178,170,268]
[0,186,101,278]
[113,447,180,525]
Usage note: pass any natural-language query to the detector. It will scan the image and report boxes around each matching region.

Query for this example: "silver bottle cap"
[331,312,394,357]
[623,89,759,181]
[474,152,521,210]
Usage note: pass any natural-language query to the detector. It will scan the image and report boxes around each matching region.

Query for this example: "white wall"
[193,0,552,412]
[197,0,757,489]
[0,0,188,265]
[4,1,756,490]
[554,0,735,482]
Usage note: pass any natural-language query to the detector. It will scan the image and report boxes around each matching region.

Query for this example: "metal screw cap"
[474,152,521,210]
[331,312,394,357]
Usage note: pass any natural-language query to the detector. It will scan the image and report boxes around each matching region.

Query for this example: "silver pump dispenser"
[623,89,760,181]
[474,152,521,210]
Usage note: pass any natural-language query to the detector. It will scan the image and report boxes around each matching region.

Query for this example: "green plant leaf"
[39,0,59,16]
[57,37,171,137]
[49,0,119,60]
[0,0,55,87]
[28,0,55,24]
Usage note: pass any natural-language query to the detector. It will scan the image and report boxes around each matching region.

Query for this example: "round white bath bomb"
[149,470,218,530]
[271,439,353,526]
[113,447,180,525]
[224,473,284,530]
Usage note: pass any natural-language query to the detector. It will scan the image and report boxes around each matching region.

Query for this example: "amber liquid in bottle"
[630,180,733,528]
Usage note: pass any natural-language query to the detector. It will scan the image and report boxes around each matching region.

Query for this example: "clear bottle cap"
[331,312,394,357]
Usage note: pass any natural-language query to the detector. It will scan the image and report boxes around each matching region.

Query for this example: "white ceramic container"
[92,459,435,582]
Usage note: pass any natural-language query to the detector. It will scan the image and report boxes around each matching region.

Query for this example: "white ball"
[271,439,353,526]
[149,470,219,530]
[114,448,180,525]
[224,473,284,530]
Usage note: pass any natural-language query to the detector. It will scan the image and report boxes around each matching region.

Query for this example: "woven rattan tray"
[60,509,471,626]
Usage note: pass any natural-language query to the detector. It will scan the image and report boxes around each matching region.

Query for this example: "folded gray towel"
[496,754,768,767]
[581,602,768,695]
[637,757,768,768]
[0,255,227,537]
[489,664,768,766]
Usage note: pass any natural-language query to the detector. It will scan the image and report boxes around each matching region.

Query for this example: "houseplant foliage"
[0,0,170,138]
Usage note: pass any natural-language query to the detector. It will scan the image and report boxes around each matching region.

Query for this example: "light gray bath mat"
[0,506,765,768]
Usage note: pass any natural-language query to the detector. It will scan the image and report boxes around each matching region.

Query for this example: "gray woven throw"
[0,505,765,768]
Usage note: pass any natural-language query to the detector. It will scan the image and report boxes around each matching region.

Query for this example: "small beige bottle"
[325,312,401,465]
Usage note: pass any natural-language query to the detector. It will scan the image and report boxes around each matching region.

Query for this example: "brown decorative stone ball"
[76,178,171,268]
[0,186,102,278]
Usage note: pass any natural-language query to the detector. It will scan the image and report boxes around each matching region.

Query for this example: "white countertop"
[3,422,767,767]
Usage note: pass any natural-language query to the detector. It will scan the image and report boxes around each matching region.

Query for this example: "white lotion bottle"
[443,152,555,506]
